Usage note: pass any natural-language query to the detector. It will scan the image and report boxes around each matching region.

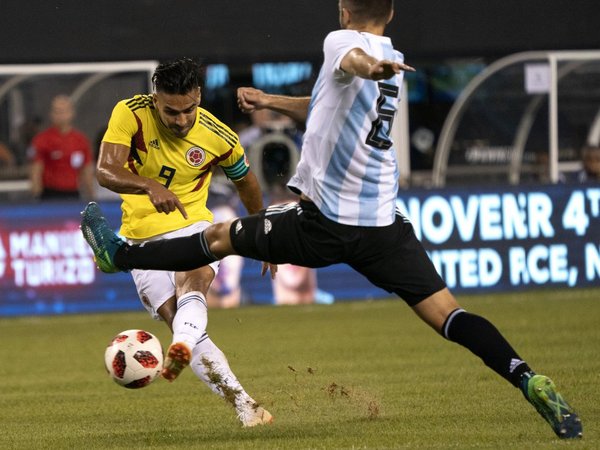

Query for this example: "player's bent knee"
[412,288,461,333]
[175,268,214,296]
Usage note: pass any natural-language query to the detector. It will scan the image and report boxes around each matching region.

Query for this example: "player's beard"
[171,125,191,138]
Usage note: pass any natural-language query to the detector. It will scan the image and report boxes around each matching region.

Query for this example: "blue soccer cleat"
[80,202,125,273]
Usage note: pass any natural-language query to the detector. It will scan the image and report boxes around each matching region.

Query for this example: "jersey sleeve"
[102,100,139,147]
[323,30,368,77]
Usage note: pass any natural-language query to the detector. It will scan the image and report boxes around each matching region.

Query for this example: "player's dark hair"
[342,0,393,24]
[152,58,202,95]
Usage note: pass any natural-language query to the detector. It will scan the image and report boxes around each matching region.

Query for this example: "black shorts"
[229,199,446,306]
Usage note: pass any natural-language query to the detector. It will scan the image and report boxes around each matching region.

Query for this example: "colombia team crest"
[186,146,206,167]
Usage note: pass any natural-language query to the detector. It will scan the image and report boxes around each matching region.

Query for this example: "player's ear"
[152,93,158,107]
[387,8,394,24]
[340,7,351,27]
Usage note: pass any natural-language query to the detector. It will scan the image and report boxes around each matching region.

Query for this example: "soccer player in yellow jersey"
[96,58,273,427]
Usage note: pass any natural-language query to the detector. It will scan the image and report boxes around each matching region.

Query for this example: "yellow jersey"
[103,94,249,239]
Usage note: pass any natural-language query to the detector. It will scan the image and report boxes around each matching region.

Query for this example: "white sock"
[191,336,252,408]
[171,291,207,349]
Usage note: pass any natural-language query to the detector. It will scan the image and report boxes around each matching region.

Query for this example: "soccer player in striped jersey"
[94,58,273,427]
[82,1,581,438]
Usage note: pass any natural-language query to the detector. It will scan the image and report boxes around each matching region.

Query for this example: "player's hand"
[237,87,268,114]
[369,60,415,80]
[261,261,277,279]
[146,179,188,219]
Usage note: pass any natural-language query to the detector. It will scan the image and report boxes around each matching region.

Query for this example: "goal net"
[0,61,157,197]
[432,51,600,186]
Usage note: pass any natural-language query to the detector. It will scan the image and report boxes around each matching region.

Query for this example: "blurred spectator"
[0,142,16,167]
[272,263,317,305]
[15,116,43,167]
[29,95,95,200]
[533,150,566,184]
[240,109,302,200]
[574,144,600,182]
[239,109,302,149]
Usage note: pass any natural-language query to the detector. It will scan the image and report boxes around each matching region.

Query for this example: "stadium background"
[0,0,599,316]
[1,0,598,64]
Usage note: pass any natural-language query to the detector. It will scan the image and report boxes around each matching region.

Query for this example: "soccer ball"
[104,329,164,389]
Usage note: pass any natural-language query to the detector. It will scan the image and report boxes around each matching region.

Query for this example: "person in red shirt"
[29,95,95,200]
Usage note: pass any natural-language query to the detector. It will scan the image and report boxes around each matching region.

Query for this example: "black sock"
[114,231,218,271]
[443,308,532,388]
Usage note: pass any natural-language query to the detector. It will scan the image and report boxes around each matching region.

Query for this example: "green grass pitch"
[1,288,598,449]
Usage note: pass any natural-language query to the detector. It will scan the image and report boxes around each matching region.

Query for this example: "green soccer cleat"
[522,374,582,439]
[80,202,125,273]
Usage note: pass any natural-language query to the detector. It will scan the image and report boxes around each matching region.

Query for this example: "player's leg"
[81,200,324,272]
[153,261,272,426]
[80,201,228,273]
[414,289,582,438]
[114,223,229,272]
[174,268,273,427]
[190,332,273,427]
[351,215,582,439]
[159,265,214,382]
[352,215,527,387]
[129,265,194,380]
[413,287,534,385]
[162,218,273,426]
[127,254,196,383]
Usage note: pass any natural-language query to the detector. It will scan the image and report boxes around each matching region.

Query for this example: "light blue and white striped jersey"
[288,30,405,227]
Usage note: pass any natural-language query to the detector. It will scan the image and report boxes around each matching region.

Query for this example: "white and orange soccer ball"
[104,329,163,389]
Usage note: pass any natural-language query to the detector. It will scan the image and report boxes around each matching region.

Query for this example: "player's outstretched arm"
[340,48,415,81]
[237,87,310,124]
